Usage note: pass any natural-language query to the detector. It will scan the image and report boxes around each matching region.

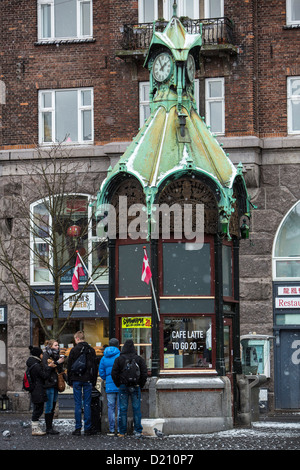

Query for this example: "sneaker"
[117,433,125,437]
[72,428,81,436]
[107,432,115,436]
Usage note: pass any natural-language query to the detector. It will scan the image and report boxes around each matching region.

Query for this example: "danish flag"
[141,248,152,285]
[72,254,85,291]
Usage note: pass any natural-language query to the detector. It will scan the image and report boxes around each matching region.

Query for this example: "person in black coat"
[26,345,56,436]
[111,339,148,437]
[67,331,98,435]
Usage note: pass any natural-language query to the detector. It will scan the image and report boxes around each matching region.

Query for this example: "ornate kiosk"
[96,9,252,433]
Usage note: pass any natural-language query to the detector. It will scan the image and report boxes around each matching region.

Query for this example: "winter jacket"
[42,347,64,389]
[67,341,98,386]
[26,356,52,404]
[99,346,120,393]
[111,340,148,389]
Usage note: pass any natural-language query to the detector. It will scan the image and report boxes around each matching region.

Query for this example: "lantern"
[240,218,250,239]
[2,394,9,411]
[67,225,81,237]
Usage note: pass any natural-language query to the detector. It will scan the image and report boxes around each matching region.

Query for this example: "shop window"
[39,88,93,144]
[30,194,108,285]
[286,0,300,25]
[287,77,300,134]
[38,0,93,41]
[162,241,211,296]
[120,316,152,368]
[273,200,300,279]
[163,316,212,369]
[118,243,150,297]
[205,77,225,135]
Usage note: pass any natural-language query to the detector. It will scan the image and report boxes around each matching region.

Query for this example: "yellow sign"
[122,317,151,329]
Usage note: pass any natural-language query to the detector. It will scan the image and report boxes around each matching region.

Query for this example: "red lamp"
[67,225,81,237]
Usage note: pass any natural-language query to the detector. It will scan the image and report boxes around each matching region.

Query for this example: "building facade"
[1,0,300,414]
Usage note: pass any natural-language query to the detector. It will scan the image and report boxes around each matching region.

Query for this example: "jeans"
[73,381,92,431]
[107,392,120,433]
[45,387,58,414]
[119,384,142,435]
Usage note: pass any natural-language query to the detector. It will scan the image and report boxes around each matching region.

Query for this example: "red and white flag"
[72,254,85,291]
[141,249,152,285]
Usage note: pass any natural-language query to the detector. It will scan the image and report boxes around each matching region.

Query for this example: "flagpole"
[143,246,160,321]
[76,251,109,312]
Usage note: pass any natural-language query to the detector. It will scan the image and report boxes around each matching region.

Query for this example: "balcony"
[116,17,237,60]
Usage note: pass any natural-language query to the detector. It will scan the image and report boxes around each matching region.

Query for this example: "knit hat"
[109,338,119,348]
[29,345,43,357]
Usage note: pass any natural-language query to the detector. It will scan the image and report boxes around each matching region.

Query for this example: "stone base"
[141,418,165,436]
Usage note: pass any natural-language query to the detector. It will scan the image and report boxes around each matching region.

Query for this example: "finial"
[173,1,177,17]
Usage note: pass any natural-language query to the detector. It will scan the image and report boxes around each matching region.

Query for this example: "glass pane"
[222,245,232,296]
[81,1,91,36]
[121,317,151,368]
[209,0,222,17]
[43,92,52,108]
[276,260,300,278]
[41,4,51,38]
[208,80,222,98]
[209,101,223,133]
[34,243,50,282]
[143,0,155,22]
[276,314,300,325]
[185,0,195,18]
[275,202,300,257]
[224,325,231,373]
[118,244,150,296]
[55,90,78,142]
[81,89,91,106]
[291,0,300,21]
[33,203,50,238]
[54,0,77,38]
[92,241,108,281]
[82,110,92,140]
[142,84,149,102]
[291,78,300,96]
[292,101,300,131]
[163,316,212,369]
[163,242,211,295]
[43,112,52,142]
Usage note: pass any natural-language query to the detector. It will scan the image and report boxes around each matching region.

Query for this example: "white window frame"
[138,0,158,22]
[204,0,224,18]
[30,194,108,285]
[205,77,225,135]
[163,0,199,20]
[38,88,94,145]
[286,0,300,25]
[287,76,300,134]
[37,0,93,41]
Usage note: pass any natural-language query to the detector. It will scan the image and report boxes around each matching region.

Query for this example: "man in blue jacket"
[99,338,120,436]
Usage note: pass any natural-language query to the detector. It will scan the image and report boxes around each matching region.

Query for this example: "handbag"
[57,371,66,392]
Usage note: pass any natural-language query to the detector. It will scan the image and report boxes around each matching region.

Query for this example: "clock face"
[152,52,172,82]
[187,54,195,82]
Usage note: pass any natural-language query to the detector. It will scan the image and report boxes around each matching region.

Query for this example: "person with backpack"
[25,345,57,436]
[111,339,148,438]
[99,338,120,436]
[42,339,65,435]
[67,331,98,436]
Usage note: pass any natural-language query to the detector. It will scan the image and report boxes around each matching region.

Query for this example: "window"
[287,0,300,25]
[205,77,225,135]
[30,194,107,284]
[273,200,300,279]
[163,0,199,20]
[287,77,300,134]
[38,0,93,41]
[204,0,224,18]
[39,88,93,144]
[138,0,158,22]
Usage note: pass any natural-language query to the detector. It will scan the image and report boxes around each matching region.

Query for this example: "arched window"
[273,200,300,279]
[30,194,108,285]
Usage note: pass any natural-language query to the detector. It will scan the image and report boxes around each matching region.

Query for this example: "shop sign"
[278,286,300,295]
[122,317,151,328]
[275,298,300,308]
[63,292,95,311]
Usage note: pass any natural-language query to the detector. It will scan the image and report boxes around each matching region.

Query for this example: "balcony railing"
[120,17,234,51]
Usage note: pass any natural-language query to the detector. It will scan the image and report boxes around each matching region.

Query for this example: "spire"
[173,1,177,17]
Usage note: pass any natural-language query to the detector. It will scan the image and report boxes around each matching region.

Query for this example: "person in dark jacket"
[42,339,65,434]
[99,338,120,435]
[111,339,148,437]
[67,331,98,435]
[26,345,56,436]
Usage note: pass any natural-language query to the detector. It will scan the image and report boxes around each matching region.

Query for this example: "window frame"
[37,0,93,41]
[38,88,94,145]
[286,0,300,25]
[138,0,158,23]
[205,77,225,136]
[204,0,224,18]
[30,194,108,285]
[287,76,300,134]
[163,0,199,20]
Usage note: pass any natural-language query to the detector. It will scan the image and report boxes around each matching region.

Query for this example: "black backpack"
[22,363,37,392]
[121,357,140,386]
[70,347,87,375]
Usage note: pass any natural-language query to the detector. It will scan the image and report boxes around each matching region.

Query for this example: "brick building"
[1,0,300,416]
